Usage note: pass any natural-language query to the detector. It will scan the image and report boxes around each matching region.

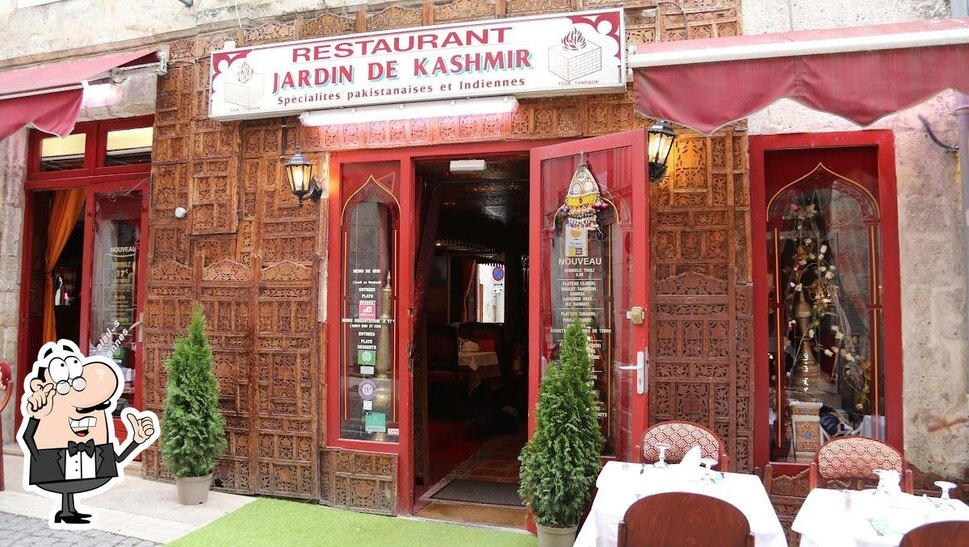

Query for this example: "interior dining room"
[410,154,530,527]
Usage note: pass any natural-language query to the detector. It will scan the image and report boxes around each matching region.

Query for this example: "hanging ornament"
[555,154,607,256]
[563,155,606,232]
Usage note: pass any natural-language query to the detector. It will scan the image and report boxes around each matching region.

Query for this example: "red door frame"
[528,130,650,459]
[16,116,152,434]
[326,139,562,515]
[750,130,903,474]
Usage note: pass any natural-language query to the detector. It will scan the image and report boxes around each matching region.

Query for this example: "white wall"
[743,0,969,476]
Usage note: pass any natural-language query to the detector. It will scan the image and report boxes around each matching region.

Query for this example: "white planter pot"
[175,474,212,505]
[536,523,578,547]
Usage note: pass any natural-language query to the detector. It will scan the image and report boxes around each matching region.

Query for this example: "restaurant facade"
[1,0,968,542]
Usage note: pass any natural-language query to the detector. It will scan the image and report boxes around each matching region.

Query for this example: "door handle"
[616,351,648,395]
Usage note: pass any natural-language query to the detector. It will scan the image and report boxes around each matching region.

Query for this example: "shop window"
[339,173,400,443]
[104,126,153,167]
[40,133,87,172]
[29,116,153,178]
[765,161,891,463]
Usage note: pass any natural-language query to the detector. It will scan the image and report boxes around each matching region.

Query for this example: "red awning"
[630,18,969,133]
[0,49,159,141]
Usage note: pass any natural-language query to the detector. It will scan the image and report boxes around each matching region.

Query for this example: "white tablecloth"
[793,488,969,547]
[575,461,788,547]
[457,350,499,370]
[457,351,500,392]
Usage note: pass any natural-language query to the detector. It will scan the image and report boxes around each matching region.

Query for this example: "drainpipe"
[955,1,969,404]
[955,99,969,417]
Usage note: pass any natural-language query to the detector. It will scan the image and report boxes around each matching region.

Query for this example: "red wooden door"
[80,182,148,442]
[529,130,650,461]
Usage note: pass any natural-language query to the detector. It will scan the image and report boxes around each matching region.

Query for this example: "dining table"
[792,487,969,546]
[574,460,788,547]
[457,350,501,393]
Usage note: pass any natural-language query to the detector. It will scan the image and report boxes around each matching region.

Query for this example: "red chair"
[900,520,969,546]
[0,361,12,492]
[618,492,754,547]
[809,436,914,493]
[641,420,730,471]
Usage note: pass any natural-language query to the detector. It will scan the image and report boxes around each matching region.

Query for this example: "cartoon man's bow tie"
[68,439,95,457]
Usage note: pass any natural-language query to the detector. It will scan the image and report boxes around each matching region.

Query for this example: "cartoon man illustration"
[17,339,158,526]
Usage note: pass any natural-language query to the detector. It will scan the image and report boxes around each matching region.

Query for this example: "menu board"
[341,264,398,442]
[550,225,614,448]
[109,243,137,327]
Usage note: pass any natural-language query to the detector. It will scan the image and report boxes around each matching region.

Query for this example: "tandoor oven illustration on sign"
[208,8,625,121]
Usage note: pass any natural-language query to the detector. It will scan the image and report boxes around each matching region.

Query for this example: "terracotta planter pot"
[175,474,212,505]
[536,523,578,547]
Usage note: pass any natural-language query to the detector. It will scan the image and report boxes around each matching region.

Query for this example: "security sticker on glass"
[16,339,159,528]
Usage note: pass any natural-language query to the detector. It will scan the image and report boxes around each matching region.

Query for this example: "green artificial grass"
[169,498,538,547]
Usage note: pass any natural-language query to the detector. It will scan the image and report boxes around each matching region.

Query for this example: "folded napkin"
[680,445,702,468]
[460,340,480,353]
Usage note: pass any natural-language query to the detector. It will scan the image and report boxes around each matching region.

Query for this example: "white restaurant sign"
[208,8,625,121]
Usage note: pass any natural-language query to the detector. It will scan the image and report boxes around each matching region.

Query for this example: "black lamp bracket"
[297,180,324,206]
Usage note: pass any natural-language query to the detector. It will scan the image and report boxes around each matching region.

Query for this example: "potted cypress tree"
[161,303,227,505]
[519,316,605,546]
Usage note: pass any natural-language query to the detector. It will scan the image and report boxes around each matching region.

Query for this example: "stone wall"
[0,0,365,62]
[742,0,969,477]
[0,130,26,442]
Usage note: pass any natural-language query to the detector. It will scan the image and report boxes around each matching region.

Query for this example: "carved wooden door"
[529,130,650,461]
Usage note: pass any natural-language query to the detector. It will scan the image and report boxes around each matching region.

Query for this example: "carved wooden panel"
[190,156,239,235]
[321,448,398,515]
[167,38,196,65]
[241,120,282,159]
[507,0,573,15]
[141,258,194,484]
[765,467,811,547]
[298,12,355,39]
[196,33,239,63]
[434,0,496,23]
[650,128,752,474]
[367,5,423,31]
[255,259,318,498]
[243,21,296,46]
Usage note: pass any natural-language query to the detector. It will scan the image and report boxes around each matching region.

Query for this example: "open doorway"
[412,153,529,526]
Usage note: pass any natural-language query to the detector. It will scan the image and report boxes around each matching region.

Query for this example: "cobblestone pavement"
[0,511,157,546]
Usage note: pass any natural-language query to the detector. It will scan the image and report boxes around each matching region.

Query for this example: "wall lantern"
[647,120,676,181]
[284,147,325,206]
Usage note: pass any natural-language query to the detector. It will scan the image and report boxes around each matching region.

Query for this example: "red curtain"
[43,188,85,342]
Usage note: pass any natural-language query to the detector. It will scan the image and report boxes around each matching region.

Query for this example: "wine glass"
[654,443,671,469]
[935,480,956,500]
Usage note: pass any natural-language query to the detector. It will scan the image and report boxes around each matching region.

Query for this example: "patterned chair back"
[641,420,728,470]
[810,436,913,493]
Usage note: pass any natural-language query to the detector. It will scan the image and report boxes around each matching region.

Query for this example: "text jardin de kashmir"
[271,27,533,104]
